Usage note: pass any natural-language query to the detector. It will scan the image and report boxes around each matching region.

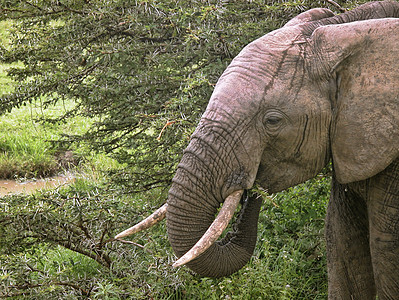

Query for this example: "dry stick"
[114,238,153,254]
[157,121,176,140]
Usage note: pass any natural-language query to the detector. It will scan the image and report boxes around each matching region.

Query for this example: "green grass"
[0,32,54,177]
[0,20,74,179]
[0,100,91,178]
[0,62,121,179]
[0,21,17,95]
[0,63,18,95]
[0,42,111,179]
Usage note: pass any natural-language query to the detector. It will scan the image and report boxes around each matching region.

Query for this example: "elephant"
[116,1,399,299]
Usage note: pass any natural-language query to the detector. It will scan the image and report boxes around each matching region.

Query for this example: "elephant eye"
[263,111,286,133]
[265,116,281,125]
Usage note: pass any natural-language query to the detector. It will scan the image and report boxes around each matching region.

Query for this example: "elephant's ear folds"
[311,18,399,184]
[284,8,334,27]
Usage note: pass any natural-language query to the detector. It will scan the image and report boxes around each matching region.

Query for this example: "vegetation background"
[0,0,372,299]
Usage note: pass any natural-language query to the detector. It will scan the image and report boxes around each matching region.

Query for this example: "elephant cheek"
[255,164,287,194]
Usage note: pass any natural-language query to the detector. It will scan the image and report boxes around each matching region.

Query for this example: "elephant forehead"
[205,26,323,118]
[219,45,304,91]
[265,82,329,107]
[207,74,325,121]
[213,44,309,107]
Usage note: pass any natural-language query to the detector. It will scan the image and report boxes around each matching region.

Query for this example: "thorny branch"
[114,238,153,254]
[8,280,90,297]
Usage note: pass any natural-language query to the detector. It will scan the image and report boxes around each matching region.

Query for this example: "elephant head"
[116,1,399,278]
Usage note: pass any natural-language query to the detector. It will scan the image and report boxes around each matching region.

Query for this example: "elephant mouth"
[114,189,245,268]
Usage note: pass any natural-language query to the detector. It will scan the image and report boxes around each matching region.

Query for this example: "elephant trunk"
[167,182,262,277]
[166,130,263,277]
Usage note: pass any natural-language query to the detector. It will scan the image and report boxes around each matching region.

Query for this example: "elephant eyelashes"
[264,116,281,125]
[263,111,285,132]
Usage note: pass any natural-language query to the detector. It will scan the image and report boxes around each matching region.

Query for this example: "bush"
[0,176,329,299]
[0,0,349,192]
[0,1,365,298]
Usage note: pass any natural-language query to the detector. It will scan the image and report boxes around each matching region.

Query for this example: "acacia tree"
[0,0,352,192]
[0,0,369,298]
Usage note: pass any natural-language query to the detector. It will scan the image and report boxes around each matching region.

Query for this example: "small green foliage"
[0,0,348,193]
[0,182,167,298]
[0,176,329,299]
[0,1,364,298]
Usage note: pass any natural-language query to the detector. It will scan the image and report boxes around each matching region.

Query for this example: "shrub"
[0,176,329,299]
[0,0,348,192]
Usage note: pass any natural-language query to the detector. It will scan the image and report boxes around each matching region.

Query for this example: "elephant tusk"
[114,203,168,239]
[172,190,244,268]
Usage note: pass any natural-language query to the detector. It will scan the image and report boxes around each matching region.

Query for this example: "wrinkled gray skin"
[166,1,399,299]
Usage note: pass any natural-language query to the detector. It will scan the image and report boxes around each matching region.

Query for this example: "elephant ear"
[311,18,399,184]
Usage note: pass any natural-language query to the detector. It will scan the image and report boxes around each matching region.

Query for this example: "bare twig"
[114,238,153,254]
[97,227,108,250]
[23,0,43,11]
[157,121,176,140]
[10,280,90,296]
[52,281,90,296]
[26,264,46,275]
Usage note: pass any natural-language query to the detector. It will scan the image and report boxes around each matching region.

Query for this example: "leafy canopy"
[0,0,348,191]
[0,1,365,298]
